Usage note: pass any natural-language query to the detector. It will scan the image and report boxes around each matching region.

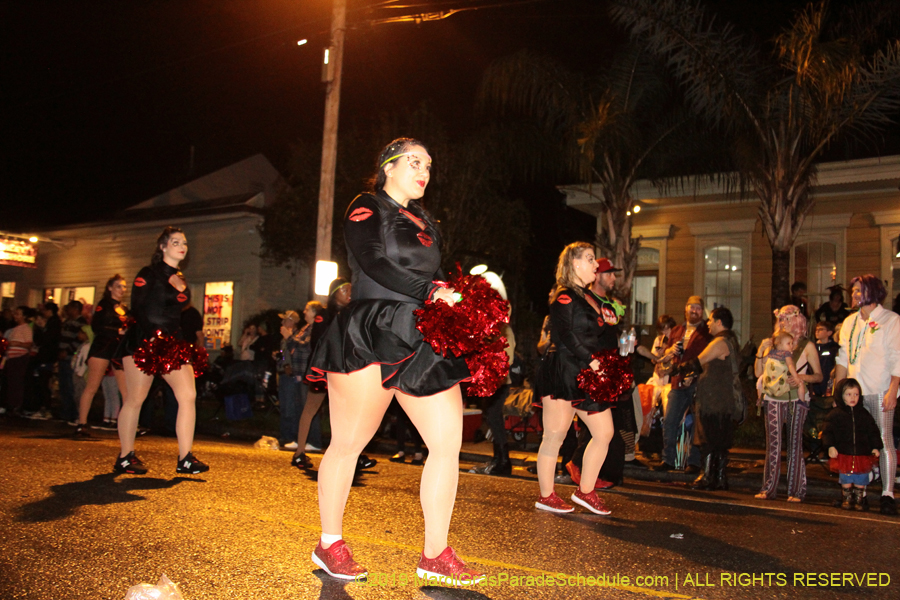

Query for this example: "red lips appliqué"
[601,306,618,325]
[95,305,103,312]
[417,232,433,247]
[348,207,373,222]
[134,277,147,287]
[314,315,323,323]
[557,295,571,305]
[177,293,188,303]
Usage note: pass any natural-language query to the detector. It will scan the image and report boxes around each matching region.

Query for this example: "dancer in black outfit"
[534,243,617,515]
[74,274,130,437]
[306,138,483,584]
[115,227,208,475]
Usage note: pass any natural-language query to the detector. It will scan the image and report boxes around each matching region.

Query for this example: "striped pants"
[863,393,896,498]
[758,400,808,500]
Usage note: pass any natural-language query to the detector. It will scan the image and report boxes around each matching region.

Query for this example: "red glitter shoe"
[565,461,581,485]
[567,461,615,489]
[535,491,574,513]
[416,547,485,585]
[571,489,611,515]
[311,540,367,580]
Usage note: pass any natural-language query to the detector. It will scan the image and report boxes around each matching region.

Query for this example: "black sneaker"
[357,455,377,470]
[291,452,313,470]
[176,452,209,474]
[880,495,897,516]
[113,451,148,474]
[73,424,92,438]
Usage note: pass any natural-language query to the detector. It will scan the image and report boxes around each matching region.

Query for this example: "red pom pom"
[133,330,208,378]
[576,349,634,404]
[465,339,510,397]
[414,267,510,396]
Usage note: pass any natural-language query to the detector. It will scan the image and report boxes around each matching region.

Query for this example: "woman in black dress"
[115,227,208,475]
[306,138,482,584]
[74,274,129,437]
[534,242,616,516]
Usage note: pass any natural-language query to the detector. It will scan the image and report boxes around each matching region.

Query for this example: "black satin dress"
[535,287,619,412]
[123,261,191,357]
[308,190,470,397]
[87,296,130,364]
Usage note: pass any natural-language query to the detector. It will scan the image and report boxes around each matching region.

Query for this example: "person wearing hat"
[277,309,303,449]
[814,285,850,329]
[653,295,713,473]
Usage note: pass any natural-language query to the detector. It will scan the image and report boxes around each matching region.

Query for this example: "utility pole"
[313,0,346,298]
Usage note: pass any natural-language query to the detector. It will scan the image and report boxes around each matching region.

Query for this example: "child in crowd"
[812,321,840,399]
[821,378,883,510]
[759,330,807,404]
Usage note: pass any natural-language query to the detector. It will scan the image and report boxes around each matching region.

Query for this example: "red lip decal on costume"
[177,293,188,303]
[349,207,373,222]
[400,208,426,230]
[601,306,618,325]
[417,232,433,247]
[95,305,103,311]
[134,277,147,287]
[557,295,571,305]
[314,315,323,323]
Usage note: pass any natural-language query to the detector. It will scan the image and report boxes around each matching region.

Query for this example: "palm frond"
[610,0,766,138]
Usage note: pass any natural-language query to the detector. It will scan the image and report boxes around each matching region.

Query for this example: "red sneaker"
[571,489,611,515]
[311,540,367,580]
[416,547,485,585]
[565,461,581,485]
[535,491,574,513]
[567,461,614,489]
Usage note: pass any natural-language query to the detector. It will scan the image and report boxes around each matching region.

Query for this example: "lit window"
[704,245,742,335]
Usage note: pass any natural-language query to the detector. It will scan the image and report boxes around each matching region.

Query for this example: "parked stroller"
[503,384,542,444]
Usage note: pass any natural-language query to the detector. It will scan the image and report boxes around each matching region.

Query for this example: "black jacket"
[822,403,883,456]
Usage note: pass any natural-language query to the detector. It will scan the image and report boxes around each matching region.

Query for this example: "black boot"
[472,444,512,475]
[853,487,868,511]
[713,451,729,491]
[841,487,853,510]
[691,453,713,490]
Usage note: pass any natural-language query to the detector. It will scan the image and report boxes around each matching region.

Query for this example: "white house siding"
[6,213,309,347]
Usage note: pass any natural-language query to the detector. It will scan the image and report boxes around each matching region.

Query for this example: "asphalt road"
[1,421,898,600]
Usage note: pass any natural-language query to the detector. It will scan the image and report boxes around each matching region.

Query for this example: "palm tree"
[611,0,900,310]
[479,46,696,308]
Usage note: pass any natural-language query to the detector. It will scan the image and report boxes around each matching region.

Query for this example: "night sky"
[1,0,874,231]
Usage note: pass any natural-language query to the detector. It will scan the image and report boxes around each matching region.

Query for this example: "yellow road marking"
[225,504,702,599]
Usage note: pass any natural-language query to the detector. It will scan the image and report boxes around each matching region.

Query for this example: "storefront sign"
[203,281,233,350]
[0,237,37,268]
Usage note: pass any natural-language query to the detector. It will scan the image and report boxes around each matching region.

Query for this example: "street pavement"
[2,418,899,600]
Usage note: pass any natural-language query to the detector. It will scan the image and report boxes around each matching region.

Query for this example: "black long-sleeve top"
[548,288,617,365]
[130,261,190,342]
[344,191,444,303]
[91,297,129,340]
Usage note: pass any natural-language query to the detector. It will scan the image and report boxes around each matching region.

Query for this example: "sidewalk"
[452,438,848,501]
[190,403,849,502]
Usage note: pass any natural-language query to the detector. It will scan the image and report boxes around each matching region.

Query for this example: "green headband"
[379,151,432,169]
[380,152,407,168]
